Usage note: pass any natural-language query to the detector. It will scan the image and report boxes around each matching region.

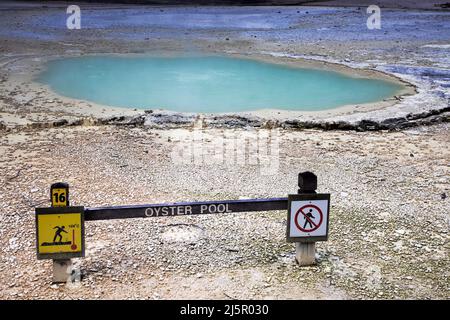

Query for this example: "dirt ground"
[0,124,448,299]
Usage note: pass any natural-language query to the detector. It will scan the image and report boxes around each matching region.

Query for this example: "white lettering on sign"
[144,204,231,217]
[200,205,208,213]
[201,203,232,214]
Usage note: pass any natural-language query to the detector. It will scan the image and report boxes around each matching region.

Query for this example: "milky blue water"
[38,56,403,113]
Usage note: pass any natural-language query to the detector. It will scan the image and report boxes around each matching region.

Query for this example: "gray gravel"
[0,124,448,299]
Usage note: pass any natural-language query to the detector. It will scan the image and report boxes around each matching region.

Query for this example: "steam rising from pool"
[38,56,403,113]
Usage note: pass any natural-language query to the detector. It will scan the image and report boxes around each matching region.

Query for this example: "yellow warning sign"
[35,206,84,259]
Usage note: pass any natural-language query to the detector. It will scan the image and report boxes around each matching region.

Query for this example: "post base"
[52,259,73,283]
[295,242,316,266]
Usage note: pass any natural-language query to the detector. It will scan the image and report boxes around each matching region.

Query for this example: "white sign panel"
[287,194,330,242]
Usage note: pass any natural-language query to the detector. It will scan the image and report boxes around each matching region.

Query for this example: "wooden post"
[295,172,317,266]
[295,242,316,265]
[50,182,73,283]
[52,259,73,283]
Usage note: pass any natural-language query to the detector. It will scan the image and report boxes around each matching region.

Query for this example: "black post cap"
[298,171,317,193]
[50,182,69,189]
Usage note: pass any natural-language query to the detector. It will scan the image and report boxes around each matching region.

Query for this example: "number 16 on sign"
[50,182,69,207]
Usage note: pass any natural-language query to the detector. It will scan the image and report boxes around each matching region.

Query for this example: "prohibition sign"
[294,204,323,233]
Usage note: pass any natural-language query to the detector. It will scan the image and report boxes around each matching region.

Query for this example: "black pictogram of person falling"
[53,226,68,243]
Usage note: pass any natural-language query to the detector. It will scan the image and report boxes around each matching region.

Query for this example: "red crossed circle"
[294,204,323,232]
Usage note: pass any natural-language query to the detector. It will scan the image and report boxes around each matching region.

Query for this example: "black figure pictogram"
[303,209,315,229]
[53,226,68,243]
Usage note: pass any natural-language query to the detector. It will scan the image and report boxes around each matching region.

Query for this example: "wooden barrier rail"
[84,198,289,221]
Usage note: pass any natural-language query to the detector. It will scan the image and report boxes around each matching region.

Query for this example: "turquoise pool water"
[38,56,403,113]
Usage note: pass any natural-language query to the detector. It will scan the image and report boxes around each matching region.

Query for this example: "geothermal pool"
[38,56,404,113]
